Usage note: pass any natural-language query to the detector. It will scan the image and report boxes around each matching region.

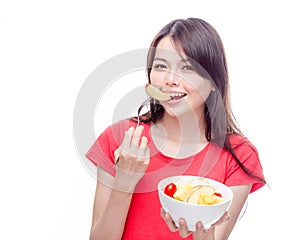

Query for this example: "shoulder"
[227,133,251,145]
[227,134,259,156]
[222,134,262,177]
[224,134,265,192]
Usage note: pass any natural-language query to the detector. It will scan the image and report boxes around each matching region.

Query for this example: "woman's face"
[150,36,213,119]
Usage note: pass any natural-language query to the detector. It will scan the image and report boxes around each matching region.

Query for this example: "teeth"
[168,92,186,97]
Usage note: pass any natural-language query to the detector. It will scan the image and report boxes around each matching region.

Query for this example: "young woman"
[86,18,265,240]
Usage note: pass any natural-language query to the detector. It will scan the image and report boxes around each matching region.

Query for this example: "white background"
[1,0,299,239]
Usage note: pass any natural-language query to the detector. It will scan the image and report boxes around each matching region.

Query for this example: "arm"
[89,125,150,240]
[89,168,133,240]
[214,184,251,239]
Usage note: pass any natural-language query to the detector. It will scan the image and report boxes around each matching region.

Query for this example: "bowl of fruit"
[158,175,233,231]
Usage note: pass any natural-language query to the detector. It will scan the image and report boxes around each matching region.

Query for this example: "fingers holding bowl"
[160,208,208,239]
[178,218,192,238]
[211,211,230,227]
[160,208,178,232]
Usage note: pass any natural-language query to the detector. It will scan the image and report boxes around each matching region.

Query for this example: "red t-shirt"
[86,119,265,239]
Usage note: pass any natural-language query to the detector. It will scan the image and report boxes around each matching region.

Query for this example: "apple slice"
[145,84,171,101]
[189,178,209,188]
[186,187,202,204]
[197,185,215,195]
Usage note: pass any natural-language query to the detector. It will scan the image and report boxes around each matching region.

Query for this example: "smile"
[167,92,187,100]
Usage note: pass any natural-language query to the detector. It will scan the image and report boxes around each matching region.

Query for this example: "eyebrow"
[153,57,167,62]
[153,57,190,63]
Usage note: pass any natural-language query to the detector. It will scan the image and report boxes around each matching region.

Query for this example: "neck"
[157,112,207,144]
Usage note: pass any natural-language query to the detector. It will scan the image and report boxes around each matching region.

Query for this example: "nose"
[164,71,180,86]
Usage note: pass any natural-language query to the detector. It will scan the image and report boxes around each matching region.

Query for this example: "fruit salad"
[163,178,225,205]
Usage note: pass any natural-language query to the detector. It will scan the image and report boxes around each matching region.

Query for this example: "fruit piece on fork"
[145,84,171,101]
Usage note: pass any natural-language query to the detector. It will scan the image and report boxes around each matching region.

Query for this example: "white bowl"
[158,175,233,231]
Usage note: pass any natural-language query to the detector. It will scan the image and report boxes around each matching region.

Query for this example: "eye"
[153,64,167,70]
[182,65,194,71]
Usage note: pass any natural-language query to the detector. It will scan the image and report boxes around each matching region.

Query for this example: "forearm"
[90,188,133,240]
[90,126,149,240]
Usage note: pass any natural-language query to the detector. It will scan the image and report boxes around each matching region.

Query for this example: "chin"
[163,106,198,120]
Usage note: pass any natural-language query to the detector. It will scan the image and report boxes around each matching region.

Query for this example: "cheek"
[200,84,212,101]
[150,71,163,85]
[187,79,212,101]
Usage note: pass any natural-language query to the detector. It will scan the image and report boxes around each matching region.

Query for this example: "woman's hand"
[160,208,230,239]
[113,125,150,192]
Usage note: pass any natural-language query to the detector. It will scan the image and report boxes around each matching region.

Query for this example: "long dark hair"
[136,18,265,183]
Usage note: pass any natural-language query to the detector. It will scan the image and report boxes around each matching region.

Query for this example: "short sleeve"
[85,119,133,176]
[224,135,265,193]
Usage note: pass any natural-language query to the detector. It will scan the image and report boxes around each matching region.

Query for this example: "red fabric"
[86,119,265,239]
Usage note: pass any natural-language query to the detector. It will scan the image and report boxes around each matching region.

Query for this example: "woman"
[87,18,265,239]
